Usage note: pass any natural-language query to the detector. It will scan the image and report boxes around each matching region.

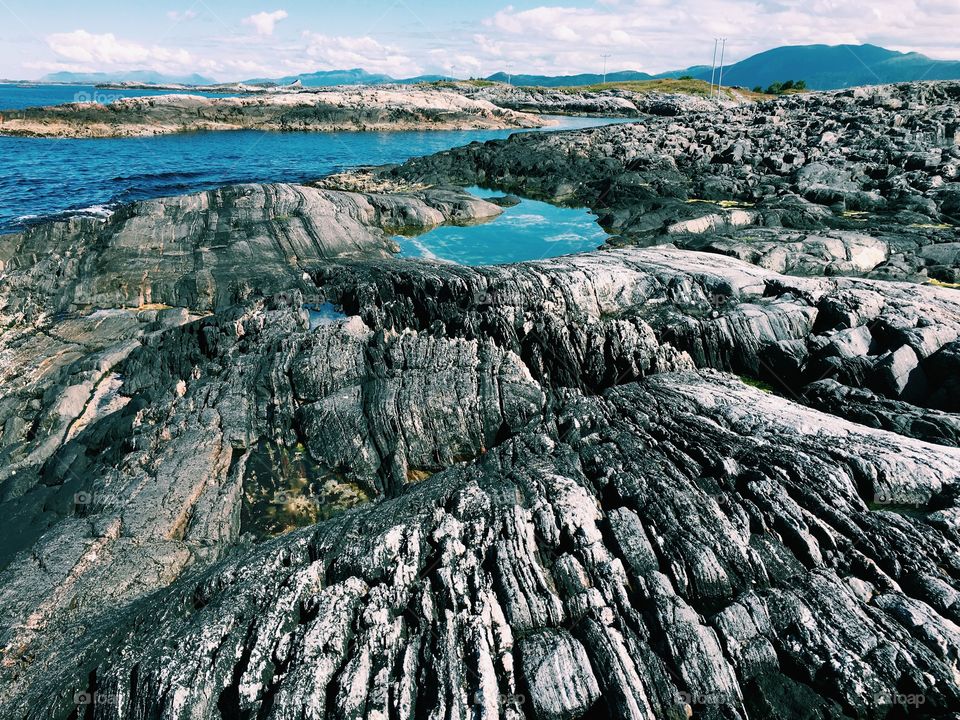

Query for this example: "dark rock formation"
[804,379,960,446]
[0,182,501,315]
[2,243,959,718]
[386,81,960,284]
[1,82,959,720]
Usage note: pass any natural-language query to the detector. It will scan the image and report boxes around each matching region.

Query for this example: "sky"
[0,0,957,81]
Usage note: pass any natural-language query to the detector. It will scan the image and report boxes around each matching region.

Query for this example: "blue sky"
[1,0,956,81]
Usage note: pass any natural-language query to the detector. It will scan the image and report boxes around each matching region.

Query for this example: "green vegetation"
[424,76,778,101]
[240,439,371,538]
[686,199,756,208]
[752,79,807,95]
[426,79,497,89]
[928,278,960,289]
[909,222,952,230]
[739,376,777,393]
[555,77,751,98]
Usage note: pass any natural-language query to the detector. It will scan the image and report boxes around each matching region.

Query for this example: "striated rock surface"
[0,87,547,138]
[0,182,502,315]
[2,242,960,718]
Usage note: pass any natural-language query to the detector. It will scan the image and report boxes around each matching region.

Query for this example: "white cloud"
[26,1,960,84]
[46,30,192,68]
[476,0,960,76]
[303,33,423,77]
[242,10,289,37]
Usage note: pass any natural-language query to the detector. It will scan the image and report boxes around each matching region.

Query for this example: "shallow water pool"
[395,187,610,265]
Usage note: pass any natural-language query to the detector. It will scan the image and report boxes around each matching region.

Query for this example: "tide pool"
[396,187,610,265]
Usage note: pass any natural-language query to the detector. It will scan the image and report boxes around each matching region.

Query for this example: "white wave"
[545,232,590,243]
[76,204,115,219]
[502,213,549,227]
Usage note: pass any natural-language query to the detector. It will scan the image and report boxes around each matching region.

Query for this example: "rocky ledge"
[455,82,737,117]
[0,182,501,315]
[387,81,960,284]
[0,82,959,720]
[0,87,547,138]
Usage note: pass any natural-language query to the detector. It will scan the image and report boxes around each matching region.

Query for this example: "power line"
[709,39,719,97]
[717,38,727,100]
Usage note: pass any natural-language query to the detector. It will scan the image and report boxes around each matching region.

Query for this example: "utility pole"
[601,54,611,84]
[709,38,718,97]
[717,38,727,99]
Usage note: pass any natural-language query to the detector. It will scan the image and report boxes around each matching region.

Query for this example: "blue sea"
[0,83,237,110]
[0,84,623,262]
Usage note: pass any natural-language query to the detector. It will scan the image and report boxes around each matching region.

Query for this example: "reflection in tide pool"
[395,187,611,265]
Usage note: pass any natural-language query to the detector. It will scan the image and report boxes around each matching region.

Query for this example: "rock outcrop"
[453,82,744,117]
[2,242,960,718]
[0,88,547,138]
[0,182,502,315]
[386,81,960,284]
[1,82,959,720]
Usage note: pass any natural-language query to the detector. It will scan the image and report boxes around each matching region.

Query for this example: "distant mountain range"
[675,44,960,90]
[41,70,216,85]
[241,68,454,87]
[487,70,657,86]
[487,45,960,90]
[37,44,960,91]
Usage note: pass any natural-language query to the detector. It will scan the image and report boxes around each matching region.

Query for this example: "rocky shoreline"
[0,87,547,138]
[386,81,960,283]
[1,81,959,718]
[454,81,742,117]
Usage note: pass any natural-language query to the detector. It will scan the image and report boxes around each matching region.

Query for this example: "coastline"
[2,80,960,717]
[0,88,549,138]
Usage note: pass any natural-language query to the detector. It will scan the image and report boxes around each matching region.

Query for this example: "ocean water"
[0,83,236,110]
[397,187,609,265]
[0,84,629,233]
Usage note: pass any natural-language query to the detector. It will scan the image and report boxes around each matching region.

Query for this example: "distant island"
[0,87,547,138]
[40,70,217,85]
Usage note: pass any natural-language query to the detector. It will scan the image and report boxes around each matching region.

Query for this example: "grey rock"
[382,81,960,283]
[3,81,960,720]
[518,629,601,719]
[805,379,960,446]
